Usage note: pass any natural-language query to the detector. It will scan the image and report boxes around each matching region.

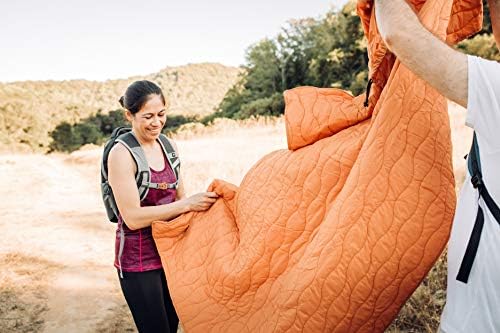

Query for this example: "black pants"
[118,269,179,333]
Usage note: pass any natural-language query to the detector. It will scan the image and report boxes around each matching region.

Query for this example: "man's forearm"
[374,0,468,107]
[488,0,500,48]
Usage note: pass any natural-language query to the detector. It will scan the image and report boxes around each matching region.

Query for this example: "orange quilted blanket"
[152,0,482,331]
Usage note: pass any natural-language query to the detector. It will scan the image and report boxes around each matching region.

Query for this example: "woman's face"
[127,94,166,141]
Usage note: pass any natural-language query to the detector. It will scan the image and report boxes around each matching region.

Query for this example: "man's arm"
[374,0,468,108]
[489,0,500,49]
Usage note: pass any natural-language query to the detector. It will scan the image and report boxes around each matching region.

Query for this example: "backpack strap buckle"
[471,174,483,189]
[158,182,170,190]
[146,182,177,190]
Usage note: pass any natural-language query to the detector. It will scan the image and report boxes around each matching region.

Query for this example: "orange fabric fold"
[153,1,482,331]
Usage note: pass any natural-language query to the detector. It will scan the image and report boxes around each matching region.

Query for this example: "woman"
[108,80,218,333]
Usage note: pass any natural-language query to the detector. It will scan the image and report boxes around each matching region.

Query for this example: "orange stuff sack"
[152,0,482,331]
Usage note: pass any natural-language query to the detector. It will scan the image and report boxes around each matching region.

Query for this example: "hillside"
[0,63,242,151]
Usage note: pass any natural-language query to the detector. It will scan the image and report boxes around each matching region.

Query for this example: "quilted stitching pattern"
[152,0,482,331]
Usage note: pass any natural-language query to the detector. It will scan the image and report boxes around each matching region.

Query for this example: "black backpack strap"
[101,129,179,224]
[101,127,130,181]
[101,127,134,222]
[456,132,500,283]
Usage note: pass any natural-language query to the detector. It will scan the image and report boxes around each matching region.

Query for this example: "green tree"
[205,39,283,121]
[49,122,76,152]
[244,39,282,98]
[305,2,367,94]
[276,19,316,91]
[213,0,369,122]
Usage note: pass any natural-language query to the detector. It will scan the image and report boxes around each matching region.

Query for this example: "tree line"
[209,0,498,121]
[50,0,498,152]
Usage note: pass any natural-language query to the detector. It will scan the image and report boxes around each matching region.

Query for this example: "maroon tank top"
[114,151,177,272]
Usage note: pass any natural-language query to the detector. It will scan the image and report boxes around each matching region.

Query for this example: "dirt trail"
[0,123,287,333]
[0,109,470,332]
[0,153,135,332]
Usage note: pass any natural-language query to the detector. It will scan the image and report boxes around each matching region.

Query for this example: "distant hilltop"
[0,63,242,151]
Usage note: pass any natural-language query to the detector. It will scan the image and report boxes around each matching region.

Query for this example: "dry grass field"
[0,103,472,332]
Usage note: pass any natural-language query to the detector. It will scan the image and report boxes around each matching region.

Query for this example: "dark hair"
[119,80,166,114]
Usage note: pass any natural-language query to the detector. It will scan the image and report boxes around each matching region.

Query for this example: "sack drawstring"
[364,78,374,107]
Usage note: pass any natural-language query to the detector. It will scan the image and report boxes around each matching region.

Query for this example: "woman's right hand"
[185,192,218,212]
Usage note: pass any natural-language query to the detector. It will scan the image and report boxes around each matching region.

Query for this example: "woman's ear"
[124,110,134,123]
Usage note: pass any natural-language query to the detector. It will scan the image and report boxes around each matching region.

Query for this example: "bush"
[236,93,285,118]
[387,252,448,332]
[49,110,197,152]
[93,110,128,136]
[49,110,127,152]
[164,114,198,134]
[457,33,500,61]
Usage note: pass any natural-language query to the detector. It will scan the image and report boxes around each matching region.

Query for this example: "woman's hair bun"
[120,80,165,114]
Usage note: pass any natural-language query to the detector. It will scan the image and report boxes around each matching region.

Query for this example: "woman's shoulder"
[108,142,135,168]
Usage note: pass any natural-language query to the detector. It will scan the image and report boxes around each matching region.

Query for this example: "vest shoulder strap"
[457,132,500,283]
[116,132,151,200]
[158,134,181,184]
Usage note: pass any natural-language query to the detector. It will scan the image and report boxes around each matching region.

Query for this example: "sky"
[1,0,349,83]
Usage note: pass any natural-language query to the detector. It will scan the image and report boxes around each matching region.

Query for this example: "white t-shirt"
[440,56,500,332]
